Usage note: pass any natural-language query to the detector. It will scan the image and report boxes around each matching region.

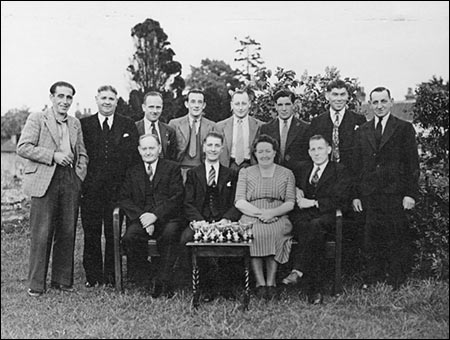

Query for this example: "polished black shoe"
[201,292,216,302]
[221,290,236,301]
[255,286,267,299]
[85,281,101,288]
[308,292,323,305]
[51,283,75,292]
[265,286,278,300]
[27,288,43,297]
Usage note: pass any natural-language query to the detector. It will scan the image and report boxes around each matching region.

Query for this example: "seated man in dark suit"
[179,131,241,301]
[284,135,350,304]
[118,133,184,298]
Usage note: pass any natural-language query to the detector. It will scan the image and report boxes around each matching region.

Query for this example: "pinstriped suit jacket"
[17,109,88,197]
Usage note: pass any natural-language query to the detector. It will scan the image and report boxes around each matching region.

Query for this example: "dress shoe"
[152,283,175,299]
[27,288,43,297]
[85,281,101,288]
[265,286,278,300]
[308,292,323,305]
[221,290,236,301]
[201,292,216,303]
[282,270,303,285]
[50,283,75,292]
[255,286,267,299]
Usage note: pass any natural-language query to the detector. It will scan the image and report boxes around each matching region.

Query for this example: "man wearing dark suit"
[180,131,241,301]
[135,91,177,161]
[352,87,419,290]
[80,85,140,287]
[308,79,366,172]
[283,135,350,304]
[258,89,309,171]
[168,89,216,182]
[119,134,184,298]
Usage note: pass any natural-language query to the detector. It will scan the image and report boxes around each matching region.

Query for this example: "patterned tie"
[375,116,384,148]
[102,117,110,138]
[311,166,321,187]
[151,122,158,137]
[188,119,198,158]
[208,165,216,187]
[332,112,340,162]
[147,163,153,181]
[280,120,289,161]
[234,119,245,165]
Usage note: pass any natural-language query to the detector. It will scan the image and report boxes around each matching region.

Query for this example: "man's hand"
[140,212,157,228]
[403,196,415,210]
[296,187,305,205]
[297,198,317,209]
[53,151,74,167]
[352,199,363,212]
[145,224,155,236]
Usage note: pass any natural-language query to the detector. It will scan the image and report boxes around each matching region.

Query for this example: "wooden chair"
[113,207,160,292]
[290,209,343,295]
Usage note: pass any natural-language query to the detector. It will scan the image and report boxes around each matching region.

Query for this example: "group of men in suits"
[19,80,419,302]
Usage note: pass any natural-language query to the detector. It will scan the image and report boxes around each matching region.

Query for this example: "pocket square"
[226,181,232,187]
[123,133,130,137]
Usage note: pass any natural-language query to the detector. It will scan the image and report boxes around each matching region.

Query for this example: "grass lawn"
[1,211,449,339]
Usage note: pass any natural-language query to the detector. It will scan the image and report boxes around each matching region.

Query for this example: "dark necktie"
[280,120,288,161]
[102,117,110,138]
[332,112,340,162]
[188,119,198,158]
[151,122,158,137]
[208,165,216,187]
[375,116,384,148]
[311,166,321,187]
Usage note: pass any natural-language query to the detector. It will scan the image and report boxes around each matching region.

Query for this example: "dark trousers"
[362,194,413,289]
[28,166,81,291]
[122,219,182,285]
[291,211,335,294]
[81,188,115,285]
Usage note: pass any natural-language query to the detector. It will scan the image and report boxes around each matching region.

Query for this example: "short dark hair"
[97,85,117,95]
[369,87,391,100]
[273,89,295,103]
[143,91,163,103]
[326,79,349,93]
[185,88,205,102]
[309,134,330,146]
[203,131,224,144]
[49,81,76,95]
[252,134,280,155]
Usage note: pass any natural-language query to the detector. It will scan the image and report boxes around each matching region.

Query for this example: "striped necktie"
[332,112,340,162]
[208,165,216,187]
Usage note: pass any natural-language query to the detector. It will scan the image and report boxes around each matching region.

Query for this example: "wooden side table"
[186,242,251,310]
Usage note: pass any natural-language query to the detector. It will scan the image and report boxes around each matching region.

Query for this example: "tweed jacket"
[135,119,177,161]
[168,115,216,162]
[17,109,88,197]
[216,115,264,167]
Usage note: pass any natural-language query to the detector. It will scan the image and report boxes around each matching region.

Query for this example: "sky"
[1,1,449,115]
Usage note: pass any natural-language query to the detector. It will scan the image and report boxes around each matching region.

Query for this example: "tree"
[234,36,266,83]
[126,18,185,121]
[186,59,242,122]
[1,107,31,140]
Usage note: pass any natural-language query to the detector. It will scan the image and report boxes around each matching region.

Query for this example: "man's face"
[185,93,206,118]
[370,90,393,118]
[50,86,74,115]
[96,90,117,117]
[138,135,161,164]
[308,138,331,166]
[203,136,223,162]
[142,95,163,122]
[275,96,294,120]
[326,87,349,112]
[231,92,251,119]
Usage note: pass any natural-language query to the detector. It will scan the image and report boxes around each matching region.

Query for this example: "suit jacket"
[216,115,264,167]
[353,114,419,200]
[118,159,183,225]
[184,164,241,222]
[309,110,366,171]
[17,109,88,197]
[81,113,139,200]
[292,160,351,217]
[135,119,177,161]
[258,117,310,171]
[168,115,216,162]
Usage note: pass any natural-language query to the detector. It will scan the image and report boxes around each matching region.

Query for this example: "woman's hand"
[258,209,278,223]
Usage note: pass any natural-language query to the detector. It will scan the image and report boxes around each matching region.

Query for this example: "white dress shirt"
[330,108,346,126]
[144,118,161,141]
[309,160,329,184]
[278,115,293,136]
[98,114,114,129]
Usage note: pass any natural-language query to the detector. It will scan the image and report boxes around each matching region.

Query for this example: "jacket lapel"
[67,117,78,150]
[197,165,207,194]
[316,162,333,191]
[217,165,228,193]
[152,159,163,187]
[286,118,300,149]
[179,116,190,143]
[366,120,377,151]
[159,123,168,156]
[248,117,259,144]
[379,115,397,150]
[136,163,147,199]
[224,117,234,152]
[43,109,60,146]
[303,162,314,190]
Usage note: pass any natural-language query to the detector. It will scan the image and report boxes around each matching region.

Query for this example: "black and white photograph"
[1,1,448,338]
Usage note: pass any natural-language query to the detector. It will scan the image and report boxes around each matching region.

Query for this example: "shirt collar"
[278,115,293,127]
[98,113,114,126]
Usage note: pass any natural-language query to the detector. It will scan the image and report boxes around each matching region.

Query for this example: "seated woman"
[235,134,295,299]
